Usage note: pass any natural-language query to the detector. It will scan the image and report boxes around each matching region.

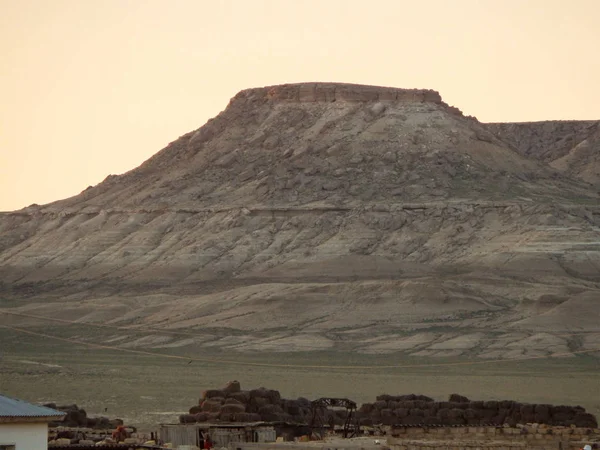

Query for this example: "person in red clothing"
[204,434,213,450]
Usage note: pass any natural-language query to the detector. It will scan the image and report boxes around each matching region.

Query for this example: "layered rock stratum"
[1,83,599,358]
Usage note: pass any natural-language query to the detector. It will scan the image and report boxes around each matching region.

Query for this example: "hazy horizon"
[2,0,599,211]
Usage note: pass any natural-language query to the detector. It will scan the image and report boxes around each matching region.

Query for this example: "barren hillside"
[488,120,600,185]
[1,83,599,359]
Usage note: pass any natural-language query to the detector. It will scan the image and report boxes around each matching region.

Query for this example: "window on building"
[0,445,16,450]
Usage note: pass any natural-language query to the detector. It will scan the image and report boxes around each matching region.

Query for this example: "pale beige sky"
[1,0,599,211]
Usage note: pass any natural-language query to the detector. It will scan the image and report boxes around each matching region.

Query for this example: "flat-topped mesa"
[232,82,441,104]
[229,82,467,117]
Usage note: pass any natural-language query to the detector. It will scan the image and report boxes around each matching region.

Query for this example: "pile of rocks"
[44,403,124,429]
[357,394,598,428]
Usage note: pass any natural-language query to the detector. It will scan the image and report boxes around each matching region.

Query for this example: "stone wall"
[231,441,386,450]
[387,424,600,450]
[389,424,600,441]
[389,439,548,450]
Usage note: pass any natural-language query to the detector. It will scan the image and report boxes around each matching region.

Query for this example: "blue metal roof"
[0,394,65,418]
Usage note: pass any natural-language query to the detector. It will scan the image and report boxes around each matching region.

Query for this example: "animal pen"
[159,422,276,448]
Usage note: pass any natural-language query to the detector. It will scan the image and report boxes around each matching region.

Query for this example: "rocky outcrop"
[231,83,444,106]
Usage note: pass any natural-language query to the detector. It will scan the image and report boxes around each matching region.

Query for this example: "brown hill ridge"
[24,83,595,212]
[1,82,599,359]
[488,120,600,185]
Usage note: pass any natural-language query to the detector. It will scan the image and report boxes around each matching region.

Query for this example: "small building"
[159,422,276,449]
[0,394,66,450]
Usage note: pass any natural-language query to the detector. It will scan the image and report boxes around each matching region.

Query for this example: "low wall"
[388,425,599,441]
[232,442,383,450]
[389,439,548,450]
[387,425,600,450]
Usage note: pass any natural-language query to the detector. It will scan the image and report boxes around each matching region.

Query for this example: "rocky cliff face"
[1,83,599,359]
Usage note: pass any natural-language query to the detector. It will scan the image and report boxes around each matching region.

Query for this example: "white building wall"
[0,422,48,450]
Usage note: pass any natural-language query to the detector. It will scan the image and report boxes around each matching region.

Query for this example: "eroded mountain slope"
[488,120,600,185]
[1,83,599,359]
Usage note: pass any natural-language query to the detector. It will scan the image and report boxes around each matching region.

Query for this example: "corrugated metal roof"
[0,394,66,418]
